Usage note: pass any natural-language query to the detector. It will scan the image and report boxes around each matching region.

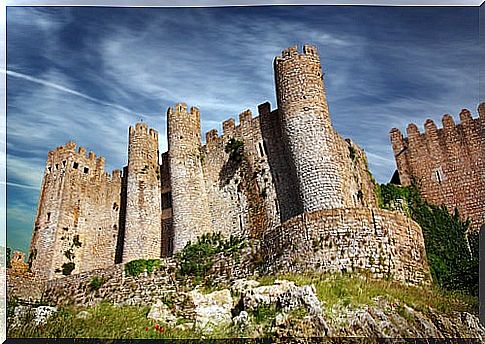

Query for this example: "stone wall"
[390,104,485,231]
[40,251,256,308]
[260,208,431,285]
[29,142,122,280]
[7,270,47,303]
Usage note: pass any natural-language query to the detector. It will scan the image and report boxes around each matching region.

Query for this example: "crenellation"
[459,108,473,123]
[391,106,484,231]
[222,118,236,137]
[406,123,420,139]
[205,129,219,144]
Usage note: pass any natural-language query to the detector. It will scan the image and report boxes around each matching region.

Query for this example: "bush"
[89,276,105,291]
[225,138,244,162]
[62,262,75,276]
[377,181,477,296]
[124,259,161,277]
[175,232,246,284]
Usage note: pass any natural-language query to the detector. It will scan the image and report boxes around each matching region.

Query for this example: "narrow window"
[47,167,51,173]
[73,162,79,169]
[83,167,89,174]
[238,215,243,232]
[47,212,51,222]
[161,192,172,209]
[435,170,441,183]
[262,141,268,156]
[258,142,264,157]
[62,160,66,167]
[55,164,59,170]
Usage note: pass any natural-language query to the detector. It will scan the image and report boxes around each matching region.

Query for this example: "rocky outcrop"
[144,279,484,340]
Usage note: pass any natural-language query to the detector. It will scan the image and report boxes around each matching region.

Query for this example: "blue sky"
[6,6,480,254]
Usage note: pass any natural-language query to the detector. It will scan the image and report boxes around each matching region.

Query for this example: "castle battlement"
[390,105,484,150]
[276,44,319,61]
[390,103,484,231]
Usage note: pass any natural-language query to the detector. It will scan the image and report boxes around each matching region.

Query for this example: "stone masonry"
[24,44,431,286]
[390,104,484,231]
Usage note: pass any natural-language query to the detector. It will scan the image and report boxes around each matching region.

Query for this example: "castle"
[28,44,430,284]
[390,104,484,232]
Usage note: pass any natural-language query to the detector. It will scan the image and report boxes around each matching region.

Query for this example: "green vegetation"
[252,304,278,324]
[376,181,478,296]
[88,276,105,291]
[225,138,245,162]
[175,232,246,285]
[6,247,11,269]
[73,235,82,248]
[348,145,357,161]
[124,259,161,277]
[257,272,477,315]
[62,262,75,276]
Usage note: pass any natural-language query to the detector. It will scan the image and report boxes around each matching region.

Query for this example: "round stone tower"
[122,123,162,262]
[274,44,344,212]
[168,103,212,252]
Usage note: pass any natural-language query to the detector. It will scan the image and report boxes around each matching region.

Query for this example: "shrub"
[225,138,245,162]
[124,259,161,277]
[175,232,246,283]
[62,262,75,276]
[6,247,11,269]
[377,181,477,296]
[89,276,105,291]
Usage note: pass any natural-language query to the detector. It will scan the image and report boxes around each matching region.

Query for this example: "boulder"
[231,279,260,295]
[277,284,322,315]
[233,310,250,330]
[147,300,177,325]
[240,279,296,311]
[190,289,233,333]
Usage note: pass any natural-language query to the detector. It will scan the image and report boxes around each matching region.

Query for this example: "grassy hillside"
[8,272,477,339]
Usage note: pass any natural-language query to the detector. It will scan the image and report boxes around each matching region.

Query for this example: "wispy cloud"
[5,70,135,114]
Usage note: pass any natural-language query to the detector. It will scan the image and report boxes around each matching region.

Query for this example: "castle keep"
[390,104,484,231]
[28,44,430,284]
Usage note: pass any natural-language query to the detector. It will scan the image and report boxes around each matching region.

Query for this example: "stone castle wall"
[261,208,430,285]
[390,104,485,231]
[29,142,121,280]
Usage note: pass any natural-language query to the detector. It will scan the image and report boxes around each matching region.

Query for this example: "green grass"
[257,272,477,315]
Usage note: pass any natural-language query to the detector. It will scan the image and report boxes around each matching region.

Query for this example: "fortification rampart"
[390,104,484,231]
[261,208,430,285]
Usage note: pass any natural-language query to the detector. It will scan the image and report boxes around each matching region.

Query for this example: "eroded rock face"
[189,288,233,333]
[142,279,484,340]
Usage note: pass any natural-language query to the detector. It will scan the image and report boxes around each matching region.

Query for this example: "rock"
[231,279,260,295]
[76,310,91,320]
[190,289,233,333]
[277,284,322,315]
[174,322,194,331]
[240,279,296,311]
[275,312,289,327]
[32,306,57,326]
[233,310,250,330]
[147,300,177,325]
